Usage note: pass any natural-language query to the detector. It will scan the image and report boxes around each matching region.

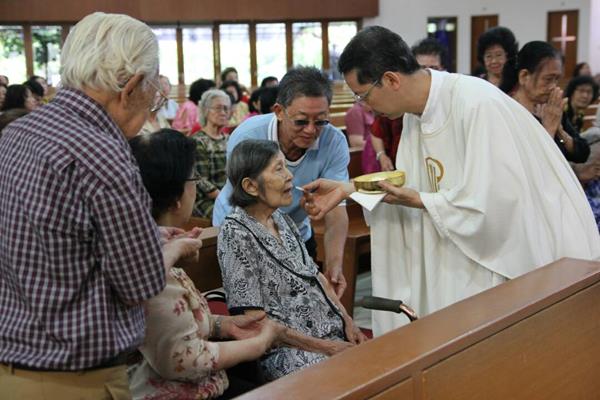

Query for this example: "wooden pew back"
[239,258,600,399]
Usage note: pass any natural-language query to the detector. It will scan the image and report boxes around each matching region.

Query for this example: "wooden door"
[547,10,578,78]
[470,15,498,74]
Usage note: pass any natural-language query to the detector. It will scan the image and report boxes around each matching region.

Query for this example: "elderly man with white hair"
[0,12,201,400]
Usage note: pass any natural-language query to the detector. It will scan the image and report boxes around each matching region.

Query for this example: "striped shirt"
[0,88,166,370]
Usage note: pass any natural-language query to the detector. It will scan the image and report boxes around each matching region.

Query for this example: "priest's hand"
[539,87,565,138]
[378,181,424,209]
[324,265,347,299]
[300,179,355,220]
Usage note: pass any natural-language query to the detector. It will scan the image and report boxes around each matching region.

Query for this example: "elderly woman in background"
[505,41,589,163]
[564,75,599,133]
[128,129,283,399]
[172,78,215,136]
[192,89,231,219]
[220,80,249,131]
[0,83,6,110]
[1,84,37,112]
[476,26,518,87]
[218,139,366,382]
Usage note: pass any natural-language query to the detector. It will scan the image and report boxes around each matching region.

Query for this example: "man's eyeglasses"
[354,78,380,103]
[283,109,329,128]
[148,79,169,113]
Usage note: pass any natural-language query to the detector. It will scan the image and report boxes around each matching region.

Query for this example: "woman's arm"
[371,134,394,171]
[243,310,353,356]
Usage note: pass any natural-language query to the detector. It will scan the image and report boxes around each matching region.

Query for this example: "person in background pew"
[137,85,170,136]
[563,75,599,133]
[192,89,231,219]
[213,66,350,298]
[172,78,215,136]
[129,130,284,399]
[260,76,279,88]
[221,80,249,132]
[1,84,37,113]
[477,26,518,88]
[506,41,590,163]
[345,101,378,173]
[157,74,179,121]
[573,62,592,78]
[218,139,366,382]
[411,37,446,71]
[0,12,205,399]
[0,83,6,110]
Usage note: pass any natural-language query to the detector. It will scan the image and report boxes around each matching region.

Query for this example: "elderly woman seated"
[217,139,366,382]
[128,129,284,399]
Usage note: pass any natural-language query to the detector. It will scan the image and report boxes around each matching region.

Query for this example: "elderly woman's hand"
[220,311,267,340]
[320,339,355,356]
[344,317,368,345]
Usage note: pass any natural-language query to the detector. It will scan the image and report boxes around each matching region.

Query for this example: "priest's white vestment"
[370,70,600,336]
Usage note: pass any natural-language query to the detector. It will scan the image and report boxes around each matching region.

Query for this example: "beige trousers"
[0,363,131,400]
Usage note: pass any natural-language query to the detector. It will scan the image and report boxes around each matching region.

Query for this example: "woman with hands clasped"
[217,139,367,382]
[128,129,284,400]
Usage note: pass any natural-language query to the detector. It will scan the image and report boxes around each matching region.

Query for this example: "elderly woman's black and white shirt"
[217,206,346,381]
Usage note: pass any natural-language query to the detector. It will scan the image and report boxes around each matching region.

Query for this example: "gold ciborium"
[354,170,405,194]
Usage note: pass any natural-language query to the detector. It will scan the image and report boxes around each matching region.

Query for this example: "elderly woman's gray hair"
[227,139,280,208]
[198,89,231,126]
[60,12,159,93]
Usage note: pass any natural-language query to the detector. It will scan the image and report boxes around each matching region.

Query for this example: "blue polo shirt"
[212,113,350,241]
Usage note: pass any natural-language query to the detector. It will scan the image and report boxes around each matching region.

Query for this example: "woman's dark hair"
[189,78,215,105]
[129,129,198,219]
[411,37,447,68]
[248,88,263,113]
[338,26,420,85]
[1,84,30,111]
[24,79,44,98]
[500,41,561,94]
[476,26,518,66]
[573,62,590,78]
[276,66,332,107]
[259,87,279,114]
[565,75,599,104]
[220,67,238,83]
[220,80,242,104]
[228,139,280,208]
[260,76,278,88]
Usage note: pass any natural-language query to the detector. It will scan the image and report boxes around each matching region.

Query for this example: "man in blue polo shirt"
[213,66,350,297]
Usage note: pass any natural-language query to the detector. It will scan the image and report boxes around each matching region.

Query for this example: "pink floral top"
[172,100,200,134]
[128,268,228,400]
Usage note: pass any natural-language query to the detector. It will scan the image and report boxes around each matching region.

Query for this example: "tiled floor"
[352,272,372,330]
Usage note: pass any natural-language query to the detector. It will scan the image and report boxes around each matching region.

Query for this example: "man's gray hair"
[60,12,159,93]
[276,66,332,108]
[198,89,231,126]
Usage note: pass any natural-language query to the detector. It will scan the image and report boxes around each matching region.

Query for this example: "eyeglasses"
[282,109,329,128]
[483,52,507,62]
[147,79,169,113]
[354,78,380,103]
[209,105,231,113]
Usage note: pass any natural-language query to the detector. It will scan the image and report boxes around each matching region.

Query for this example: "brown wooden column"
[212,23,220,83]
[23,23,34,77]
[60,24,70,47]
[176,24,184,85]
[321,20,329,71]
[249,21,257,88]
[285,21,293,69]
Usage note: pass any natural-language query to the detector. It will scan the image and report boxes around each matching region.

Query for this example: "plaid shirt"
[0,88,165,370]
[192,131,228,219]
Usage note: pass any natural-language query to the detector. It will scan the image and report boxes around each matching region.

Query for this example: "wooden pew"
[330,111,347,130]
[180,225,222,292]
[239,258,600,400]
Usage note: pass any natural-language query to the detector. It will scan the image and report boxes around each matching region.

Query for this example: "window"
[183,26,214,84]
[0,26,26,84]
[219,24,251,87]
[292,22,322,68]
[152,27,178,84]
[427,17,457,72]
[32,25,62,85]
[328,21,357,80]
[256,23,287,84]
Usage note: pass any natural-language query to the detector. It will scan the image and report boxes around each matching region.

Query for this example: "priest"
[301,26,600,336]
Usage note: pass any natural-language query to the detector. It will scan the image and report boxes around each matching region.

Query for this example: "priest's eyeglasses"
[354,78,380,103]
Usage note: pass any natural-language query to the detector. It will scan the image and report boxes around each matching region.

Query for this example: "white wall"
[590,0,600,73]
[364,0,592,74]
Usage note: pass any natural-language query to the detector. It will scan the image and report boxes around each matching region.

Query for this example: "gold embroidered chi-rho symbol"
[425,157,444,192]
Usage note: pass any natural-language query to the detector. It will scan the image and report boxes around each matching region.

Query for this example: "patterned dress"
[217,207,347,381]
[192,131,228,219]
[128,268,228,400]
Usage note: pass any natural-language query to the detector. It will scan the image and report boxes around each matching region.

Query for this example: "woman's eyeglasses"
[210,105,231,114]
